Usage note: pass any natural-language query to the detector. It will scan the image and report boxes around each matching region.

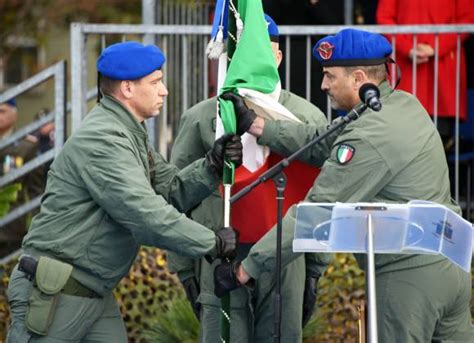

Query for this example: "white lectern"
[293,201,473,343]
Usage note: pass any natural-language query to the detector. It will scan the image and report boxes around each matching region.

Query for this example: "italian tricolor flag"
[217,0,320,243]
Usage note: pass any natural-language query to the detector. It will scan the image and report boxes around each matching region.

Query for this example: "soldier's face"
[0,104,18,132]
[130,69,169,121]
[321,67,359,111]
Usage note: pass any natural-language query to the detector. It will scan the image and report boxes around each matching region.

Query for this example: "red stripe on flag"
[226,153,320,243]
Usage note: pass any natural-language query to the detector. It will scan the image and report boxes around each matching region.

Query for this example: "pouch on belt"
[26,256,73,335]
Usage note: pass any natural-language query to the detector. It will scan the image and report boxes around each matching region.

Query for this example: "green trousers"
[197,254,306,343]
[376,259,473,343]
[6,266,127,343]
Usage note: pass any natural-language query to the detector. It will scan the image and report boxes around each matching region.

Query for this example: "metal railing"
[70,23,474,209]
[0,61,67,228]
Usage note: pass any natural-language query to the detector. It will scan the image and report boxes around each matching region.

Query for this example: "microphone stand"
[229,102,368,343]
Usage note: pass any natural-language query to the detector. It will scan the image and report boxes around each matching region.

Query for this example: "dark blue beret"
[4,98,16,107]
[313,29,392,67]
[97,41,166,80]
[264,14,279,42]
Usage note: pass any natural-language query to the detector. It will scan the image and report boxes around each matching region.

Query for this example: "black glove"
[220,92,257,136]
[206,134,243,176]
[214,260,241,298]
[181,276,201,320]
[302,274,320,327]
[215,226,239,259]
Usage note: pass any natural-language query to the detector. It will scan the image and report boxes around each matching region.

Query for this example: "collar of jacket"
[99,95,149,137]
[378,80,393,99]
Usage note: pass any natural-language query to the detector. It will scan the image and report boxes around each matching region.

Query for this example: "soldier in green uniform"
[6,41,242,343]
[167,15,329,342]
[0,98,41,256]
[215,29,473,342]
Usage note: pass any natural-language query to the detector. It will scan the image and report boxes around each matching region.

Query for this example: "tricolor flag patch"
[336,144,355,164]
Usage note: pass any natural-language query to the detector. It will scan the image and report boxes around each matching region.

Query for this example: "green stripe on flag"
[219,98,237,185]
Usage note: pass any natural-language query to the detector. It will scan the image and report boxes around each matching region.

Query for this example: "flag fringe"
[206,26,226,59]
[235,12,244,42]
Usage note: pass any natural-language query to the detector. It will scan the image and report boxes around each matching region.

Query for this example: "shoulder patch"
[336,144,355,164]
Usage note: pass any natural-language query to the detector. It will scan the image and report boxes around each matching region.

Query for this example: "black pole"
[272,172,287,343]
[230,103,368,205]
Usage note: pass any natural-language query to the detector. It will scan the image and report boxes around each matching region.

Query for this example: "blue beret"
[264,14,279,42]
[97,41,166,80]
[313,29,392,67]
[4,98,16,107]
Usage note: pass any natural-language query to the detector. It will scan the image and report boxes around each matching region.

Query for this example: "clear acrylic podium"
[293,200,474,343]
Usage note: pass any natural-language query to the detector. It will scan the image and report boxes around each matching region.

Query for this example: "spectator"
[0,98,40,256]
[34,108,54,154]
[376,0,473,144]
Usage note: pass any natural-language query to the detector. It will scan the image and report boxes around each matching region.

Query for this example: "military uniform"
[240,81,473,342]
[0,134,41,256]
[6,93,225,342]
[168,90,329,342]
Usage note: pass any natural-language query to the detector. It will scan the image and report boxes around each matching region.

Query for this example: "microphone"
[359,83,382,112]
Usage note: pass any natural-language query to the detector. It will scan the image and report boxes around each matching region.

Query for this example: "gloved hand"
[302,274,320,327]
[215,226,239,259]
[220,92,257,136]
[206,134,243,176]
[214,260,242,298]
[181,276,201,320]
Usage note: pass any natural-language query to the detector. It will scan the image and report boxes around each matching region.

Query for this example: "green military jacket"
[242,81,460,278]
[168,90,329,279]
[23,95,220,295]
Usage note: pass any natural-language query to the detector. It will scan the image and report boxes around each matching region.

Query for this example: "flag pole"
[215,1,238,341]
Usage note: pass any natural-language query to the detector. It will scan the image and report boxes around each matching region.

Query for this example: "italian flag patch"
[336,144,355,164]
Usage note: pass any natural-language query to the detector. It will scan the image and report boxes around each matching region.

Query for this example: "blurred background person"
[376,0,474,146]
[34,108,55,155]
[0,98,40,257]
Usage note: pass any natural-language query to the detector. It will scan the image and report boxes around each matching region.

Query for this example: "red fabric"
[228,153,320,244]
[376,0,474,120]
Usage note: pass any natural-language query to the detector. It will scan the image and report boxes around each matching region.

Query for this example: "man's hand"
[220,92,257,136]
[215,226,239,259]
[214,260,242,298]
[302,274,320,327]
[181,276,201,320]
[206,134,243,176]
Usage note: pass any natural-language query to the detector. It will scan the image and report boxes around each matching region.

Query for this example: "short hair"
[344,64,387,83]
[99,75,121,96]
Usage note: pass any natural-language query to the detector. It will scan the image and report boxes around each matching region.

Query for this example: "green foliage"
[0,184,21,217]
[304,254,366,342]
[0,256,18,341]
[141,297,199,343]
[0,0,141,58]
[114,248,182,342]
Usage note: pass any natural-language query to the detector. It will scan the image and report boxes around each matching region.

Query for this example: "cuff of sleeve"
[241,256,264,280]
[203,158,221,188]
[257,119,279,146]
[207,239,218,257]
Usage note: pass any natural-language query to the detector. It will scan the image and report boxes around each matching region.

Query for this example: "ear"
[352,69,369,90]
[275,49,283,68]
[119,80,134,99]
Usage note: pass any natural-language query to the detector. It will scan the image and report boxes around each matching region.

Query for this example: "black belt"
[19,256,101,298]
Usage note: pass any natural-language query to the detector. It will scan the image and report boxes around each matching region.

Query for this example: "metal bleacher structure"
[1,0,474,263]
